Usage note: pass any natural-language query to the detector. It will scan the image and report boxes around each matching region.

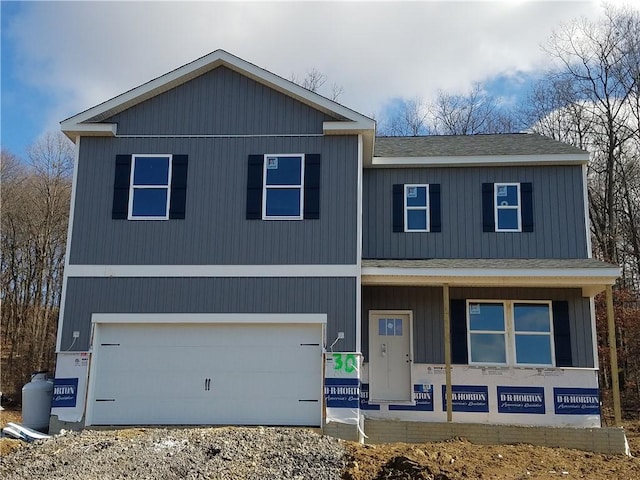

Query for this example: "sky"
[0,0,633,159]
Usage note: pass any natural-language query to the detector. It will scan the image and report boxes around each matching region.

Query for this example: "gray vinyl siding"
[362,286,593,368]
[61,277,356,352]
[106,66,336,135]
[362,287,444,364]
[70,135,358,264]
[363,165,588,259]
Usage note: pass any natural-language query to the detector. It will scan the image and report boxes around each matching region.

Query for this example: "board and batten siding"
[363,165,588,259]
[362,286,593,368]
[70,135,358,265]
[106,66,336,135]
[60,277,356,353]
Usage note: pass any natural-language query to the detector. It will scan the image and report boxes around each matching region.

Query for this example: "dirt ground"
[2,408,640,479]
[342,419,640,480]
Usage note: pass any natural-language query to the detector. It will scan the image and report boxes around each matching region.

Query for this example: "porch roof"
[361,258,620,296]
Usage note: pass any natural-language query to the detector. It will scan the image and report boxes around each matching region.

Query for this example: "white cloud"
[6,1,608,130]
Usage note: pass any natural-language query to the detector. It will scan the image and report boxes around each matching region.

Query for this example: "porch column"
[606,284,622,426]
[443,284,453,422]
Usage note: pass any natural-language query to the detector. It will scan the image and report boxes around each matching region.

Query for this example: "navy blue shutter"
[112,155,132,219]
[521,182,534,232]
[392,184,404,232]
[303,154,321,219]
[429,184,441,232]
[246,155,264,219]
[450,299,468,364]
[169,155,188,219]
[553,301,573,367]
[482,183,495,232]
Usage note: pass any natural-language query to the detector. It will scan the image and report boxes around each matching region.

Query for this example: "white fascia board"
[66,264,359,278]
[362,274,616,296]
[361,266,620,279]
[324,122,375,165]
[60,123,117,141]
[361,267,620,293]
[92,313,327,325]
[370,153,589,168]
[323,121,375,134]
[61,49,373,136]
[355,134,364,354]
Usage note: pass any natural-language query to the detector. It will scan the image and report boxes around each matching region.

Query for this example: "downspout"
[606,284,622,426]
[443,284,453,422]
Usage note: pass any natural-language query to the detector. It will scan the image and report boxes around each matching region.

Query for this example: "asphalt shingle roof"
[373,133,588,157]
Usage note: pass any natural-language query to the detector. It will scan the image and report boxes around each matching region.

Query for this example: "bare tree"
[526,5,640,413]
[290,67,344,101]
[1,132,73,397]
[543,5,640,266]
[378,97,430,136]
[521,77,593,148]
[430,83,515,135]
[379,84,518,137]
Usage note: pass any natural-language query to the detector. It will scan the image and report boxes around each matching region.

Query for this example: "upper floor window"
[393,183,441,233]
[263,154,304,220]
[246,153,320,221]
[482,182,533,233]
[404,184,430,232]
[112,154,188,221]
[467,300,554,367]
[129,154,172,220]
[494,183,521,232]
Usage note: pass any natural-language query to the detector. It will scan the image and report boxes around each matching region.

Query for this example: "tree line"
[1,133,73,399]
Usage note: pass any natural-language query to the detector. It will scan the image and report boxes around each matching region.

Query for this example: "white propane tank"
[22,371,54,432]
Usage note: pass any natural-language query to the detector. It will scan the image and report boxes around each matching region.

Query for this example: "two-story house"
[51,50,621,447]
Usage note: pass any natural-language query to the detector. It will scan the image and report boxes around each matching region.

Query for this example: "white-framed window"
[467,300,554,367]
[128,154,172,220]
[404,184,429,232]
[262,154,304,220]
[494,183,521,232]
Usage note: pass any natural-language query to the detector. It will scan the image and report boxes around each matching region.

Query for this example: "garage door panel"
[93,366,322,400]
[98,324,320,347]
[89,321,323,426]
[92,396,320,426]
[94,345,319,375]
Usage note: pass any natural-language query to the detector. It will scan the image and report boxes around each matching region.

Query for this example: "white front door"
[368,311,413,403]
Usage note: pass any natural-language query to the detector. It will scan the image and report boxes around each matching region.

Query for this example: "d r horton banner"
[324,353,360,425]
[554,388,600,415]
[50,352,90,423]
[51,378,79,407]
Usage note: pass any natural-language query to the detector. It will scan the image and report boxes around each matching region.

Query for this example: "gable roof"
[371,133,589,167]
[61,49,375,155]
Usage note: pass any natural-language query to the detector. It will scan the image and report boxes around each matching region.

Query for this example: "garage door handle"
[204,378,212,391]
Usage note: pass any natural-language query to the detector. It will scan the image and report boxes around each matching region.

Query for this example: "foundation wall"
[362,420,629,455]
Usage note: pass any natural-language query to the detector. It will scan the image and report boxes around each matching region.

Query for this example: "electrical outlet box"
[337,331,345,339]
[73,331,80,338]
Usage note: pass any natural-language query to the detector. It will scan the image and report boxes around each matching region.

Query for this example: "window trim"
[128,154,172,221]
[262,153,305,220]
[466,299,555,367]
[494,182,521,232]
[404,184,430,232]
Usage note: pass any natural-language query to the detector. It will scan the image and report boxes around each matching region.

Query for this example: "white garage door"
[87,321,323,426]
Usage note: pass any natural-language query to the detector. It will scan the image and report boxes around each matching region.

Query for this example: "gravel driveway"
[0,426,347,479]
